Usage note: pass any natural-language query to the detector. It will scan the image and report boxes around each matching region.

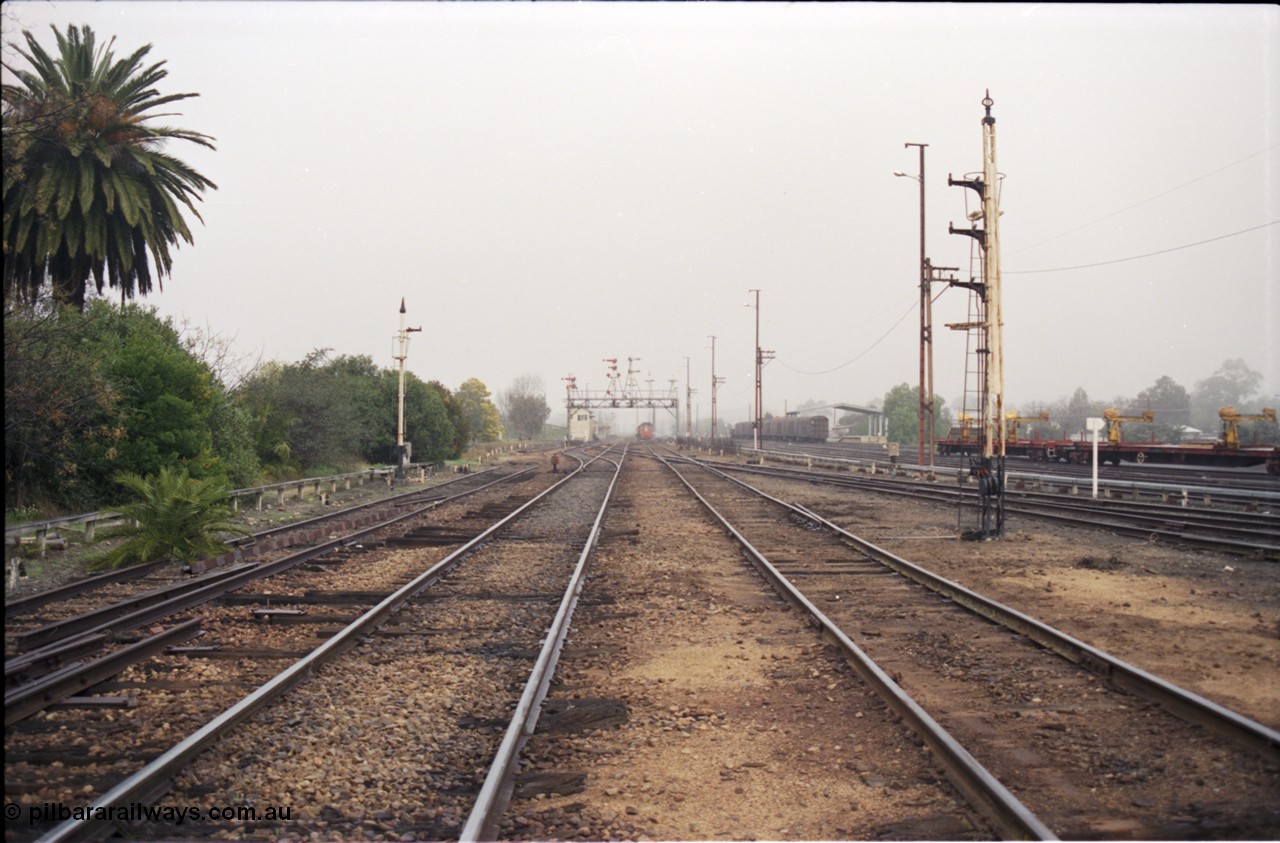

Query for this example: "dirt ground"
[505,460,1278,841]
[748,474,1280,730]
[8,453,1276,841]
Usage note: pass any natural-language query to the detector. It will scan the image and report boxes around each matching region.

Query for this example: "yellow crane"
[1218,406,1277,449]
[1005,411,1049,442]
[950,412,977,443]
[1102,407,1154,445]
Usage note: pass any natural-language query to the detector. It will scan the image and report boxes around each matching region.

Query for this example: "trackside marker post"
[1086,417,1105,498]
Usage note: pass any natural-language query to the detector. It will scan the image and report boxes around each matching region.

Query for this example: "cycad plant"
[89,466,250,570]
[3,24,216,309]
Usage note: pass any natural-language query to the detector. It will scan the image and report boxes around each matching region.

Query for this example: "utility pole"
[646,375,655,428]
[669,378,679,438]
[561,375,577,442]
[393,298,422,482]
[709,335,724,445]
[897,143,931,468]
[684,356,694,439]
[746,289,774,451]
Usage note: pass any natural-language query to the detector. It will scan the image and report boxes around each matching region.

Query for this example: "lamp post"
[896,141,932,468]
[393,298,422,482]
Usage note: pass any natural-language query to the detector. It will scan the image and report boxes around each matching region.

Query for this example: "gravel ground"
[742,473,1280,730]
[505,457,988,841]
[6,449,1275,842]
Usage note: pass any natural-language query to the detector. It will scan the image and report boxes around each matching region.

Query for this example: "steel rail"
[13,561,260,653]
[748,445,1280,501]
[5,619,203,725]
[656,453,1056,840]
[240,465,505,544]
[36,455,596,842]
[3,465,433,544]
[704,459,1280,764]
[4,468,506,618]
[459,444,626,843]
[5,632,109,686]
[720,458,1280,525]
[6,469,537,727]
[710,459,1280,559]
[4,560,170,616]
[11,467,532,653]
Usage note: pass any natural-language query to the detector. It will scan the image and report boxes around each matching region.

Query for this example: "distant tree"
[1192,359,1263,430]
[882,383,919,444]
[178,318,261,393]
[1054,387,1101,438]
[401,377,457,464]
[236,351,463,474]
[500,374,551,440]
[1132,375,1191,443]
[324,353,387,461]
[253,349,364,472]
[3,25,216,309]
[456,377,504,443]
[76,303,226,485]
[235,360,298,479]
[878,384,949,445]
[425,381,469,458]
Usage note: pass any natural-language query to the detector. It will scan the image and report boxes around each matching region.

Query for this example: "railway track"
[706,458,1280,559]
[5,462,561,830]
[656,451,1279,838]
[6,444,1276,841]
[4,466,539,728]
[12,447,623,842]
[767,441,1280,492]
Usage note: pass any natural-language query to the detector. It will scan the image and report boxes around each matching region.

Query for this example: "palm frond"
[3,24,216,309]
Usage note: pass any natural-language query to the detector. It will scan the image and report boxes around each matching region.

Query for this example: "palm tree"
[3,24,216,309]
[89,466,250,571]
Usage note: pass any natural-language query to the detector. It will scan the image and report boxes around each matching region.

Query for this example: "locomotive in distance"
[731,414,829,444]
[636,421,655,441]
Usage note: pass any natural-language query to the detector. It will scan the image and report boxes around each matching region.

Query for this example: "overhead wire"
[778,146,1277,371]
[1006,142,1280,257]
[778,294,918,376]
[1005,220,1278,274]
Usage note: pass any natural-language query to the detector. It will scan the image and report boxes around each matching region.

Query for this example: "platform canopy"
[809,403,886,437]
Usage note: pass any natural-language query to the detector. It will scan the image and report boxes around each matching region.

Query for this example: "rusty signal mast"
[948,91,1006,539]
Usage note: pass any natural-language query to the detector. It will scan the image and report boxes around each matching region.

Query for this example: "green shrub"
[89,467,251,571]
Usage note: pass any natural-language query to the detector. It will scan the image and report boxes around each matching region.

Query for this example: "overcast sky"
[5,2,1277,431]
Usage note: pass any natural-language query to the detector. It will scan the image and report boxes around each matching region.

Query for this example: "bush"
[89,467,251,571]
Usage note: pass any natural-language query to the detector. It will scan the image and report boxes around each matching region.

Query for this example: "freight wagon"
[732,415,829,444]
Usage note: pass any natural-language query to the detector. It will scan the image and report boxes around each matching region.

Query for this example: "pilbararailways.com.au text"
[7,801,292,826]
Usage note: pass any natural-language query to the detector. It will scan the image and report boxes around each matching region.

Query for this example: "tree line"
[1010,360,1277,445]
[866,358,1276,447]
[3,301,522,514]
[3,24,562,519]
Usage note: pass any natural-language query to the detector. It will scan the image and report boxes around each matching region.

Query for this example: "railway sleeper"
[252,611,360,625]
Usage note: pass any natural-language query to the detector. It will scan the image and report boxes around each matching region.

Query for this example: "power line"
[779,295,918,376]
[1007,142,1280,256]
[1005,220,1278,275]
